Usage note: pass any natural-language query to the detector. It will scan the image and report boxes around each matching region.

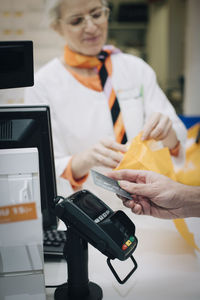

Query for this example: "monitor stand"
[54,227,103,300]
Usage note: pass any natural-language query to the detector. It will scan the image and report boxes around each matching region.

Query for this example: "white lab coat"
[25,52,187,205]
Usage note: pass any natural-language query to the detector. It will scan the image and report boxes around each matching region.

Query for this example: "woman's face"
[55,0,108,56]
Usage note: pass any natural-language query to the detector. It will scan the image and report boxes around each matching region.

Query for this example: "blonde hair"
[45,0,108,26]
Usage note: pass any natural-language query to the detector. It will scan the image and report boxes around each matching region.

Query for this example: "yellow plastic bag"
[116,129,200,251]
[116,132,176,181]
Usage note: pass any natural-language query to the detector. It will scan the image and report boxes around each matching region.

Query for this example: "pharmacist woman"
[25,0,187,204]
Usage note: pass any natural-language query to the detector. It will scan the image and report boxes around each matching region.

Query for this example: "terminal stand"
[54,227,103,300]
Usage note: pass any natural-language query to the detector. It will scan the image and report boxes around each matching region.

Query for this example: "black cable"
[46,282,66,289]
[54,195,65,204]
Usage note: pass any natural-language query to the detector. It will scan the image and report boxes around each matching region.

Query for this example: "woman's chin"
[80,47,101,56]
[81,40,105,56]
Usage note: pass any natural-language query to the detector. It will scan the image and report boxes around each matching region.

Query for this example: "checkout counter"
[45,210,200,300]
[0,41,199,300]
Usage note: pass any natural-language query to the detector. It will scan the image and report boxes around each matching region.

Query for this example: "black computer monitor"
[0,41,34,89]
[0,105,58,230]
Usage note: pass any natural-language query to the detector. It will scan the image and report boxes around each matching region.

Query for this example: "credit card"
[91,169,132,200]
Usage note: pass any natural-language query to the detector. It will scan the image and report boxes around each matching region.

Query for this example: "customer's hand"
[142,112,178,149]
[71,138,127,180]
[107,169,200,219]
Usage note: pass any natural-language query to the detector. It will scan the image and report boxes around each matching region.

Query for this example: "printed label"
[0,202,37,224]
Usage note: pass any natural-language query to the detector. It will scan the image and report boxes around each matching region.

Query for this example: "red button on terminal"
[122,244,128,251]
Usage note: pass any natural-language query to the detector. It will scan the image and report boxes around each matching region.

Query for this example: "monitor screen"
[0,105,57,229]
[0,41,34,89]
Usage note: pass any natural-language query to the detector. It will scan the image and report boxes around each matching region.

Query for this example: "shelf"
[109,22,147,31]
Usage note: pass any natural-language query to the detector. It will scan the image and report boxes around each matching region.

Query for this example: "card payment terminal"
[56,189,138,261]
[54,190,138,300]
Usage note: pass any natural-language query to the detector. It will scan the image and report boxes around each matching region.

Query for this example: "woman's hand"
[142,112,178,149]
[86,138,127,168]
[71,138,127,180]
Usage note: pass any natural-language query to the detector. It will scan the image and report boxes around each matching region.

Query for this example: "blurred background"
[0,0,199,119]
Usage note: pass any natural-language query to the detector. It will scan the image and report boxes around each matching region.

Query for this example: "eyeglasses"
[59,7,110,30]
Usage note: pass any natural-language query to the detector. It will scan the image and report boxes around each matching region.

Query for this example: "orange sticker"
[0,202,37,224]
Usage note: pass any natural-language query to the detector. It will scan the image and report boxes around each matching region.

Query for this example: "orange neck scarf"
[64,45,118,69]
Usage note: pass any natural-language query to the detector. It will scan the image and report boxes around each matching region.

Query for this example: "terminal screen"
[73,193,107,220]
